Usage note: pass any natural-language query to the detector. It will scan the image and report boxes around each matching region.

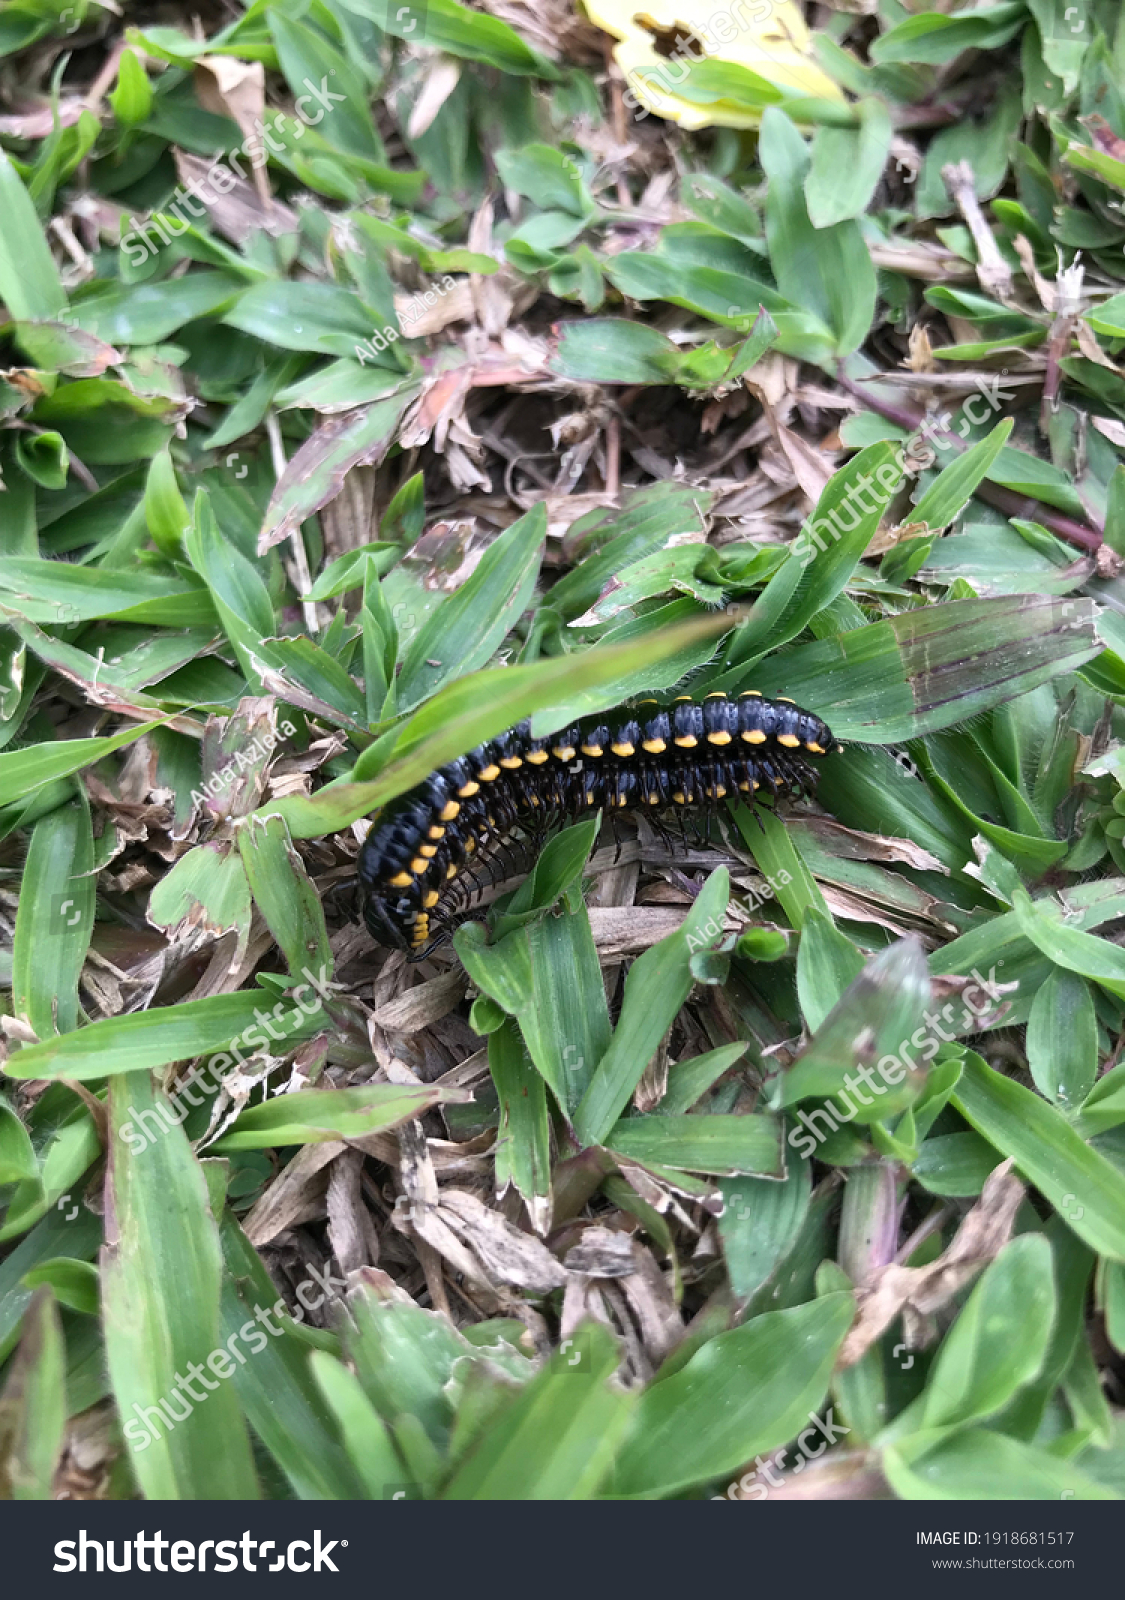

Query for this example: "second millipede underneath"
[358,690,840,958]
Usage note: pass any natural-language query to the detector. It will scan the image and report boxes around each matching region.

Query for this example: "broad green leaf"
[183,489,272,688]
[0,1104,37,1187]
[0,1288,65,1499]
[495,145,595,217]
[805,99,893,227]
[743,595,1098,743]
[777,937,932,1115]
[884,1427,1118,1500]
[953,1052,1125,1262]
[67,273,243,344]
[351,0,558,75]
[605,1113,784,1178]
[0,720,164,809]
[922,1235,1056,1427]
[760,107,876,355]
[0,559,215,628]
[0,150,65,320]
[551,318,686,384]
[144,448,190,558]
[1026,967,1097,1109]
[912,1131,1000,1197]
[11,799,93,1037]
[0,1203,102,1365]
[397,504,546,707]
[795,908,865,1033]
[660,1044,748,1114]
[609,1292,853,1497]
[910,419,1014,531]
[223,279,385,360]
[460,896,611,1116]
[236,814,335,982]
[308,1351,406,1498]
[574,868,730,1146]
[344,1292,469,1451]
[19,1258,99,1316]
[545,483,713,622]
[210,1085,442,1151]
[103,1073,258,1498]
[490,1019,553,1234]
[109,46,153,124]
[871,5,1026,66]
[717,1149,811,1301]
[441,1325,633,1499]
[4,990,322,1081]
[732,805,827,929]
[219,1216,367,1499]
[1013,888,1125,1003]
[267,10,384,161]
[726,442,900,667]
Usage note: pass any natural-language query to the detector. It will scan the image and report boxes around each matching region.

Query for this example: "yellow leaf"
[582,0,844,128]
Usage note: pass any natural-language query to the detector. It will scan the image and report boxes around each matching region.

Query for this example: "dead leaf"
[837,1160,1024,1368]
[407,57,463,139]
[193,56,271,207]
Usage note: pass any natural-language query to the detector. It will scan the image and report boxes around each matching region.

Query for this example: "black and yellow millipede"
[358,690,839,958]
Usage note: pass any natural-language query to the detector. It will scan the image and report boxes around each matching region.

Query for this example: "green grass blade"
[609,1292,854,1497]
[103,1072,259,1498]
[0,1287,65,1498]
[953,1052,1125,1262]
[574,868,730,1146]
[11,798,93,1037]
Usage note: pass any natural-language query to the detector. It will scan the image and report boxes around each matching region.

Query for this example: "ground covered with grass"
[2,0,1125,1503]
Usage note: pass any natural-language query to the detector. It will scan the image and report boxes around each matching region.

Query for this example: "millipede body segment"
[358,691,839,957]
